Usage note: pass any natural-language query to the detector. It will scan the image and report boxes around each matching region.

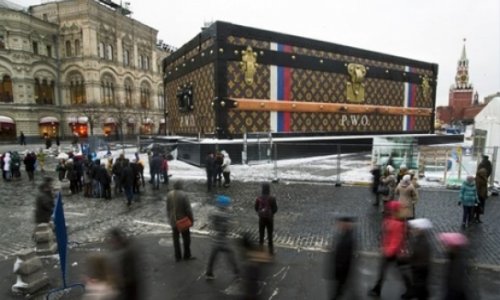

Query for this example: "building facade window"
[65,40,72,57]
[157,86,164,110]
[0,75,13,103]
[35,79,55,105]
[46,45,52,57]
[140,82,151,109]
[33,41,38,55]
[123,50,130,66]
[138,55,143,69]
[0,34,4,49]
[124,78,133,108]
[98,42,105,58]
[106,44,113,60]
[101,74,115,106]
[145,56,149,70]
[74,39,80,56]
[68,72,86,105]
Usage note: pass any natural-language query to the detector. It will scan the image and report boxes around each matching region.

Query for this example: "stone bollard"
[34,223,57,256]
[11,249,50,295]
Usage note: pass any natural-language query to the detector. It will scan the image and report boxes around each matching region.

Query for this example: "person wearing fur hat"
[395,174,419,219]
[379,165,397,211]
[205,195,239,280]
[405,218,433,299]
[439,232,471,300]
[369,201,411,298]
[459,175,479,229]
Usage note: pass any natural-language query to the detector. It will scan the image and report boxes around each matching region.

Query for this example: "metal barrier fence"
[243,141,499,188]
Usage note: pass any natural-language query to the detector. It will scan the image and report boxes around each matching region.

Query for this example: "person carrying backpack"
[254,182,278,255]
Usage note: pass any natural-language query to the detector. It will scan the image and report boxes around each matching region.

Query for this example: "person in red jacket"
[369,201,412,298]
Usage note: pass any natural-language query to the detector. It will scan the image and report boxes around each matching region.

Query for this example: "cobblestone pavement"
[1,156,500,267]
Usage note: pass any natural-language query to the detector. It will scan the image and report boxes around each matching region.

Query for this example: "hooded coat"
[459,180,478,207]
[475,168,488,199]
[395,179,419,218]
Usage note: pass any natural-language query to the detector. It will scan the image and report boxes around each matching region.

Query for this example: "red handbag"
[173,191,193,232]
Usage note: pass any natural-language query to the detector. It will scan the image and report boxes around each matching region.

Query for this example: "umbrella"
[56,153,69,160]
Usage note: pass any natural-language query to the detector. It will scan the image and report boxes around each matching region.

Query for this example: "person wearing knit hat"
[404,218,433,299]
[369,201,411,297]
[205,195,239,280]
[439,232,471,299]
[395,173,419,219]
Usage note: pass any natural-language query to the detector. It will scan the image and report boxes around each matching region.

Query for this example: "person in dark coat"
[371,165,382,206]
[205,152,216,192]
[112,154,125,195]
[325,216,356,300]
[45,136,52,150]
[149,153,162,190]
[96,163,112,199]
[474,168,488,223]
[35,177,55,224]
[439,232,471,300]
[66,160,79,194]
[254,182,278,255]
[23,151,37,181]
[19,131,26,145]
[214,151,224,187]
[477,155,492,179]
[107,228,143,300]
[56,159,67,181]
[406,218,433,300]
[121,160,135,207]
[166,180,194,261]
[131,159,143,194]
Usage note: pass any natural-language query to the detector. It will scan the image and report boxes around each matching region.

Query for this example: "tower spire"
[454,38,471,89]
[460,38,467,61]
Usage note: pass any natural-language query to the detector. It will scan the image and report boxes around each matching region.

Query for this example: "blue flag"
[53,192,68,287]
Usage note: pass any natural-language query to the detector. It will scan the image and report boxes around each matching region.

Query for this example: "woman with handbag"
[395,174,419,219]
[166,180,194,261]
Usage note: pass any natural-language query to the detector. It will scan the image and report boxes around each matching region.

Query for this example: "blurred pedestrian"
[2,152,12,181]
[368,201,411,298]
[459,175,479,229]
[239,232,271,300]
[214,151,224,188]
[10,151,21,179]
[34,177,55,224]
[379,165,397,212]
[371,165,382,206]
[406,218,433,300]
[23,151,37,181]
[149,152,162,190]
[205,151,216,192]
[477,155,492,179]
[221,150,231,188]
[37,149,46,173]
[397,165,409,184]
[131,159,143,194]
[107,228,143,300]
[66,160,79,194]
[395,174,419,219]
[82,253,118,300]
[474,168,488,223]
[19,131,26,146]
[255,182,278,255]
[161,154,169,187]
[325,216,356,300]
[55,135,60,147]
[45,135,52,150]
[112,154,125,195]
[205,195,239,280]
[439,232,471,300]
[166,180,194,261]
[121,159,134,207]
[56,159,67,181]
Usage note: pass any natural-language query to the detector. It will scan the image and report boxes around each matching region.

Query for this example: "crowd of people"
[3,142,495,299]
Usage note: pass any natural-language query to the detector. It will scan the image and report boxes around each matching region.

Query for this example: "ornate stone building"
[0,0,170,141]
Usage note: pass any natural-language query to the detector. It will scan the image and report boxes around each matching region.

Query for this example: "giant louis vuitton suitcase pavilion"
[163,21,438,139]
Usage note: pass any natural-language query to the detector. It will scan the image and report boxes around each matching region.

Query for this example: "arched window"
[140,81,151,109]
[106,44,113,60]
[98,42,105,58]
[124,78,133,108]
[68,72,86,105]
[74,39,80,56]
[65,40,72,57]
[0,75,13,103]
[34,78,55,105]
[101,73,115,106]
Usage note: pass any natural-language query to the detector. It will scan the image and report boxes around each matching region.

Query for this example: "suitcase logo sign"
[346,63,367,103]
[240,46,258,85]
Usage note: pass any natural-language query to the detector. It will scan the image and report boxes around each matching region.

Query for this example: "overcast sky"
[18,0,500,106]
